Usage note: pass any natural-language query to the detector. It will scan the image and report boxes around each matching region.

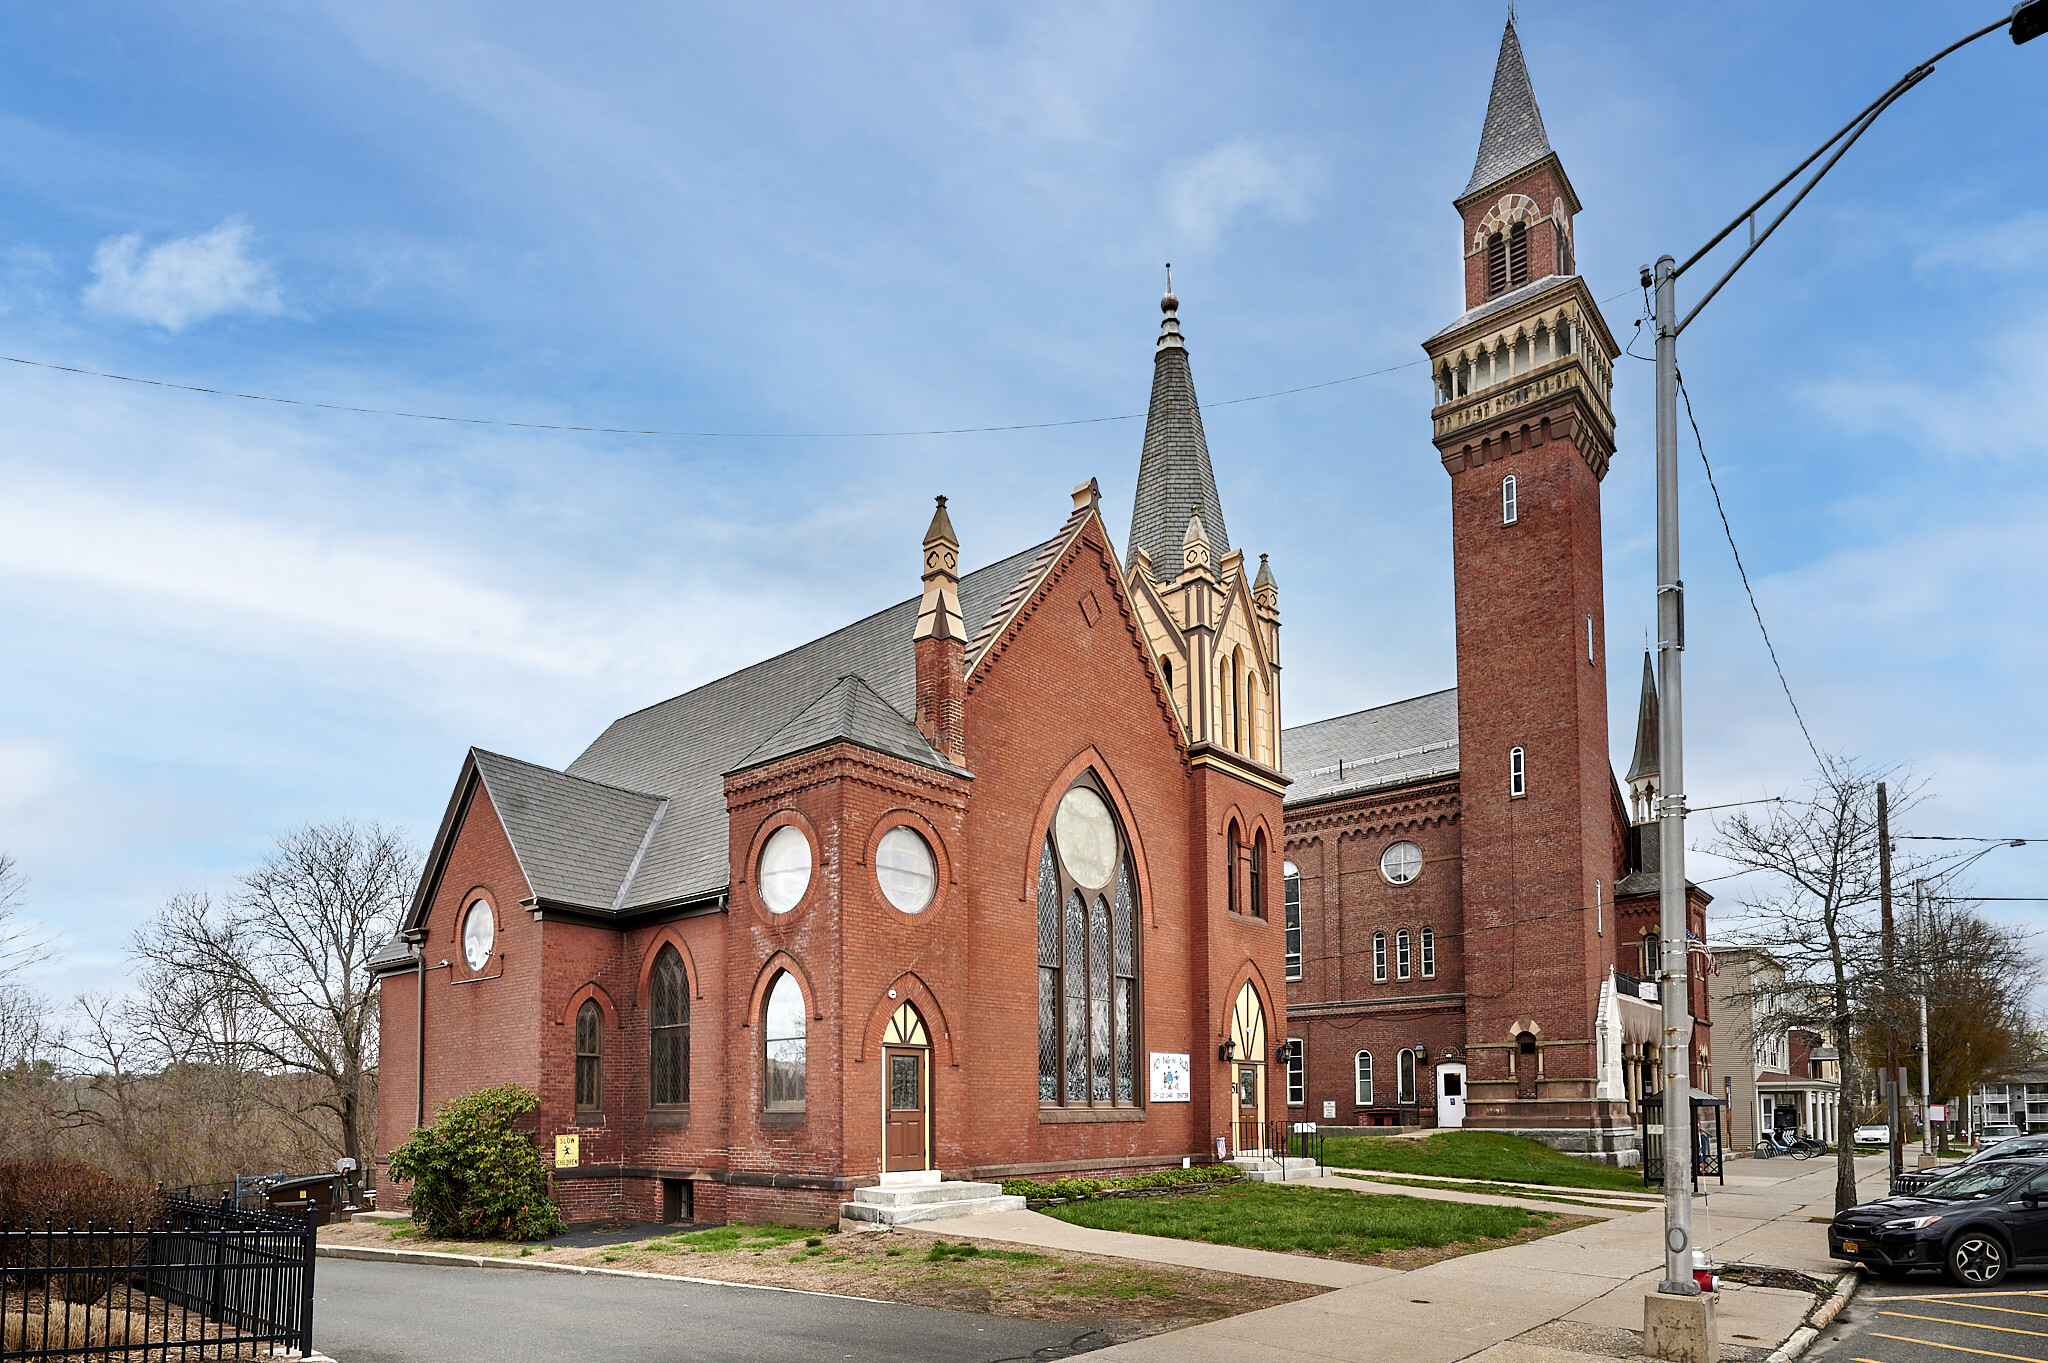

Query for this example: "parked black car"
[1831,1156,2048,1285]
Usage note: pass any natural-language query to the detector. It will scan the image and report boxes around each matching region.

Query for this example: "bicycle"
[1756,1130,1827,1160]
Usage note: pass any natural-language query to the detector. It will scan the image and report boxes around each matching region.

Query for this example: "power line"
[1898,836,2038,844]
[0,288,1640,441]
[1675,368,1824,768]
[0,350,1428,440]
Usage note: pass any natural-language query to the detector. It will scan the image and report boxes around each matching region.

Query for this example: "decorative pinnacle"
[923,493,958,549]
[1157,264,1185,352]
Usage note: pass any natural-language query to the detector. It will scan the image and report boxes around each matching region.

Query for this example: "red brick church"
[371,17,1709,1226]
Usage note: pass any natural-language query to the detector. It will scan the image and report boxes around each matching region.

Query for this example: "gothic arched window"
[1283,860,1302,980]
[764,972,806,1111]
[574,1000,602,1114]
[1250,831,1267,920]
[1226,822,1241,917]
[1036,776,1140,1107]
[649,946,689,1107]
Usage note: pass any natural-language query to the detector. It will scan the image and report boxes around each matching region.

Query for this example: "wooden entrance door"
[884,1047,928,1172]
[1228,983,1268,1152]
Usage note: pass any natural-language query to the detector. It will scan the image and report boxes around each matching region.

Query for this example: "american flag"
[1687,932,1719,976]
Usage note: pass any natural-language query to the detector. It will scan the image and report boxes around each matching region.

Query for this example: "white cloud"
[82,217,283,331]
[1913,210,2048,273]
[1161,139,1314,250]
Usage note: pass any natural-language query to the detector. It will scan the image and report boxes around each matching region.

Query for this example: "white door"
[1438,1063,1467,1129]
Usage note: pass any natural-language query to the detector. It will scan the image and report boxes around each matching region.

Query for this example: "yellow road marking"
[1927,1305,2048,1322]
[1881,1312,2048,1340]
[1891,1294,2048,1303]
[1870,1332,2048,1363]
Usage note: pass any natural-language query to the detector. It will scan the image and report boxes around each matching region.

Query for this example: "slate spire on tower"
[1463,17,1553,199]
[1128,269,1229,577]
[1625,651,1661,826]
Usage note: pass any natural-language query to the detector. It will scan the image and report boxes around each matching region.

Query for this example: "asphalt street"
[313,1256,1109,1363]
[1811,1269,2048,1363]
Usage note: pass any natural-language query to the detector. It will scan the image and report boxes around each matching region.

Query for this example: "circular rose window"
[875,826,937,913]
[757,825,814,913]
[1380,841,1423,885]
[461,899,494,970]
[1054,786,1117,888]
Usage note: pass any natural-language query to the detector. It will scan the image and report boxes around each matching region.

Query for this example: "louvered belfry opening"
[1507,221,1529,289]
[1486,231,1509,296]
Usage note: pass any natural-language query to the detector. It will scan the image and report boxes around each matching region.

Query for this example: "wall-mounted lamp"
[1415,1043,1431,1067]
[1218,1038,1236,1062]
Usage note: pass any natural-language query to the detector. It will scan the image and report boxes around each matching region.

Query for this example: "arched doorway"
[882,1002,931,1174]
[1229,983,1267,1152]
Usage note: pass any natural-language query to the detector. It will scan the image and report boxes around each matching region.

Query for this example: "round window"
[875,826,937,913]
[758,825,813,914]
[1054,786,1117,888]
[461,899,494,970]
[1380,841,1423,885]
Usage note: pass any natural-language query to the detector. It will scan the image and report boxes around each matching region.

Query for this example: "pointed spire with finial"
[1625,650,1660,825]
[1181,506,1212,576]
[1252,552,1278,611]
[914,495,964,642]
[1463,15,1553,200]
[1129,267,1229,575]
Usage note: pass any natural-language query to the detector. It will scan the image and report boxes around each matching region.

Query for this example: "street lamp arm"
[1669,12,2015,335]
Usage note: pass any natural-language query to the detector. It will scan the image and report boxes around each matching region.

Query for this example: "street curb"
[1761,1267,1861,1363]
[316,1243,893,1306]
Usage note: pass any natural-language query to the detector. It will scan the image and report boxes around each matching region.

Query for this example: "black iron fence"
[1228,1119,1326,1170]
[1,1195,315,1359]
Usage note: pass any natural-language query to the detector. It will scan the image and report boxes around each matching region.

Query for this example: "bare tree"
[1906,897,2044,1150]
[130,822,416,1169]
[0,852,48,1071]
[1710,755,1923,1212]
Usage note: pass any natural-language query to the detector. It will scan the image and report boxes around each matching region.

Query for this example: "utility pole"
[1631,10,2042,1355]
[1879,781,1900,1182]
[1917,879,1932,1161]
[1650,253,1694,1300]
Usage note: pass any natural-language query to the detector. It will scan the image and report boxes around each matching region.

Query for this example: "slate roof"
[737,674,968,777]
[1280,688,1460,807]
[470,748,667,911]
[1463,19,1553,200]
[555,540,1050,911]
[1127,299,1228,575]
[1429,273,1572,340]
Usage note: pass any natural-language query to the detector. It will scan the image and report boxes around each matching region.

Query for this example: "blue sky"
[2,2,2044,1004]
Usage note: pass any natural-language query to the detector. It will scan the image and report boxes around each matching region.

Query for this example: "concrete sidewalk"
[964,1154,1890,1363]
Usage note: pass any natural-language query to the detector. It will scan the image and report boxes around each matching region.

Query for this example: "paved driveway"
[1811,1270,2048,1363]
[314,1256,1108,1363]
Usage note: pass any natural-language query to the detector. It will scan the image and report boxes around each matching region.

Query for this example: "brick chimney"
[913,495,967,766]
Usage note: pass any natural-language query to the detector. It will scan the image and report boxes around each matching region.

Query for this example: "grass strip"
[1041,1182,1561,1259]
[1315,1131,1646,1191]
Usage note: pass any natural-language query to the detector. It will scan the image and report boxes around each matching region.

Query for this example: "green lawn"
[1040,1182,1563,1259]
[1315,1131,1647,1192]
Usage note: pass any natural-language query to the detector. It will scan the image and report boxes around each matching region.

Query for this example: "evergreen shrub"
[387,1084,564,1241]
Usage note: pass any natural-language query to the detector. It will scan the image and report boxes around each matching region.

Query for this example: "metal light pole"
[1642,3,2045,1305]
[1917,880,1933,1161]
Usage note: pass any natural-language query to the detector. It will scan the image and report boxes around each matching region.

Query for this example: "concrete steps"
[1230,1153,1327,1182]
[838,1178,1027,1230]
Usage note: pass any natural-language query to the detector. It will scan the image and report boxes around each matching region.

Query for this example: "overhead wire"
[0,289,1640,442]
[1675,368,1825,769]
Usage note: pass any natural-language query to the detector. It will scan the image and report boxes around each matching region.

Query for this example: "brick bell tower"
[1423,19,1627,1146]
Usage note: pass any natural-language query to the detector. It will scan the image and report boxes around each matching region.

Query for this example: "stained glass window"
[1039,774,1140,1107]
